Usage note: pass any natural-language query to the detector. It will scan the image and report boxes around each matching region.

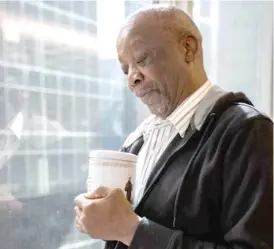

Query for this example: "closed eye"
[136,54,148,66]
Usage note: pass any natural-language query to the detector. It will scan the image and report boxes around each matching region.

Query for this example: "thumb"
[85,186,110,199]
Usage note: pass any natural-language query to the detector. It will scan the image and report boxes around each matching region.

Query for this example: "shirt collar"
[191,84,227,130]
[167,81,213,136]
[122,84,227,148]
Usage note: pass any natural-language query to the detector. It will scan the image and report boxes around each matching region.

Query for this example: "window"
[191,0,273,117]
[169,0,273,117]
[0,1,273,249]
[0,1,151,249]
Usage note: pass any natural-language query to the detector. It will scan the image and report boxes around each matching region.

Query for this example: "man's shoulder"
[218,102,273,132]
[122,115,156,148]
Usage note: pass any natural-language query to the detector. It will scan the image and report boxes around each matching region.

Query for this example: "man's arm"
[129,118,273,249]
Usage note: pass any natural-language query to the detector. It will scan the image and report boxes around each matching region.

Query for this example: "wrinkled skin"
[116,10,205,119]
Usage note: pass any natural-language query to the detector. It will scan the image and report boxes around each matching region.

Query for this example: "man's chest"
[134,124,177,204]
[134,134,223,234]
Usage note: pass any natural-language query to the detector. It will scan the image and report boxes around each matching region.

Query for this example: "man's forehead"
[116,33,149,62]
[118,35,148,50]
[117,22,164,49]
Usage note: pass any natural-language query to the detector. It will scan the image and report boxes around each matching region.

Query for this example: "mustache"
[133,89,158,98]
[132,84,159,98]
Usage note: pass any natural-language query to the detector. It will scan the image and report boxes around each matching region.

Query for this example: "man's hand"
[74,187,140,246]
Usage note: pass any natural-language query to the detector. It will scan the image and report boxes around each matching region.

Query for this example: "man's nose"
[128,69,144,88]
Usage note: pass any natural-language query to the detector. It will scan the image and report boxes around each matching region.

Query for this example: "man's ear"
[183,35,198,63]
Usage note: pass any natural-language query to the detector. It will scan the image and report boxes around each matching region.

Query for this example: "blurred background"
[0,1,272,249]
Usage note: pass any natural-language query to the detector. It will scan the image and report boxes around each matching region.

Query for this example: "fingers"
[74,188,108,209]
[75,187,110,206]
[85,186,109,199]
[74,206,81,217]
[74,206,86,233]
[74,193,92,209]
[74,187,111,234]
[75,217,86,233]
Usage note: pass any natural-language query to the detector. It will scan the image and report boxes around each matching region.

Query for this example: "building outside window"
[0,1,150,249]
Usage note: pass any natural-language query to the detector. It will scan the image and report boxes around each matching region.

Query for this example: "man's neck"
[166,79,208,119]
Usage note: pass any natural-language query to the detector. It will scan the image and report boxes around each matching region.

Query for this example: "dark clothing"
[105,90,273,249]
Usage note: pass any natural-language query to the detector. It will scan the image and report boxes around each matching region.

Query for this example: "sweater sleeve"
[128,118,273,249]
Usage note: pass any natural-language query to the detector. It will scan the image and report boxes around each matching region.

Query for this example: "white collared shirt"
[129,81,213,205]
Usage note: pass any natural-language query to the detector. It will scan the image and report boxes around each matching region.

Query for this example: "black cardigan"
[106,92,273,249]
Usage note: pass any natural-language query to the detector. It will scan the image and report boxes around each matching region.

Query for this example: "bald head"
[120,5,202,49]
[116,6,208,119]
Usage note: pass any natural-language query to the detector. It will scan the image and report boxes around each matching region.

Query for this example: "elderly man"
[74,6,273,249]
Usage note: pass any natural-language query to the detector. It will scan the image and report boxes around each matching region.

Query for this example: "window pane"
[193,0,273,117]
[0,1,152,249]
